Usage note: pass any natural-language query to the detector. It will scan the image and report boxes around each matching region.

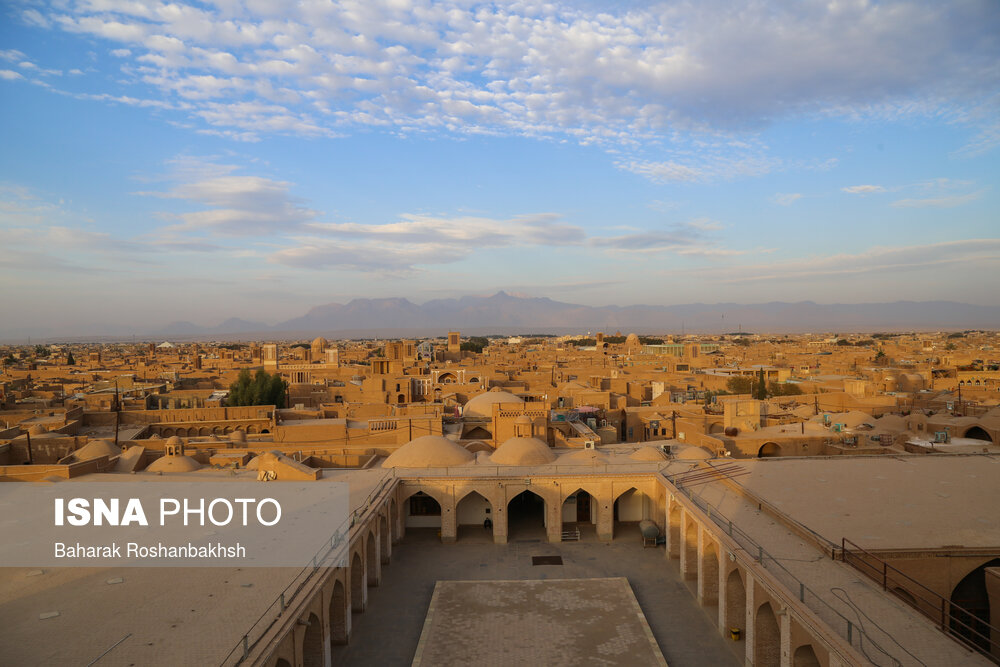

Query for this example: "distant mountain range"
[8,293,1000,342]
[151,293,1000,340]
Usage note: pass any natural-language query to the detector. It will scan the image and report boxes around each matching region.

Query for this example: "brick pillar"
[494,495,508,544]
[698,530,720,606]
[744,573,756,666]
[680,509,698,580]
[440,493,457,543]
[666,497,682,558]
[596,488,614,542]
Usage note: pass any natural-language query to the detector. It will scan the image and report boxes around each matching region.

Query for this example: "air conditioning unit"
[584,440,596,450]
[660,444,672,455]
[933,430,949,443]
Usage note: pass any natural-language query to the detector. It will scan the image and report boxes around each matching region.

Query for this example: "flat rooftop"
[693,454,1000,550]
[0,468,389,666]
[413,578,666,666]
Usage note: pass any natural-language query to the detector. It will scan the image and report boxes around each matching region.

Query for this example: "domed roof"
[146,453,202,473]
[630,446,668,462]
[674,445,713,460]
[382,435,475,468]
[311,336,328,348]
[229,429,247,443]
[246,450,290,470]
[490,436,556,466]
[165,435,183,446]
[463,440,493,453]
[839,411,874,428]
[874,414,907,431]
[463,389,523,418]
[73,439,122,461]
[625,333,641,346]
[27,424,47,436]
[560,448,610,464]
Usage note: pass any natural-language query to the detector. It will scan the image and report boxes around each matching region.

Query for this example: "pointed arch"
[754,602,781,667]
[793,644,821,667]
[302,612,323,667]
[507,489,546,541]
[329,579,348,645]
[350,551,365,613]
[379,514,390,564]
[725,569,746,639]
[366,531,378,587]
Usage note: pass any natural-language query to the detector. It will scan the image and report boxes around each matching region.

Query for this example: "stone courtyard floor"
[412,577,667,666]
[331,528,741,666]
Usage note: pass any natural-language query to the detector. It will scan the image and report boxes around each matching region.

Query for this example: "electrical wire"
[829,586,926,667]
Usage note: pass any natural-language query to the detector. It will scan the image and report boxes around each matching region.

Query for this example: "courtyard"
[330,528,741,666]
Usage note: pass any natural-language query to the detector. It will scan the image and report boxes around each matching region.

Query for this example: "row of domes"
[381,436,672,468]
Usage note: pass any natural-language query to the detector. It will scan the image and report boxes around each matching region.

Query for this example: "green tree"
[66,351,76,366]
[768,382,803,396]
[754,369,768,400]
[726,376,754,394]
[874,349,887,365]
[460,336,490,353]
[227,368,287,407]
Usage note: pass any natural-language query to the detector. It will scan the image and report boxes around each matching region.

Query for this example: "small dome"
[246,450,289,470]
[146,454,202,473]
[311,336,328,348]
[165,435,183,446]
[630,446,668,462]
[463,390,523,418]
[874,414,907,431]
[490,436,556,466]
[625,333,641,347]
[382,435,475,468]
[674,445,713,460]
[73,439,122,461]
[229,429,247,443]
[464,440,493,453]
[839,411,874,428]
[27,424,47,436]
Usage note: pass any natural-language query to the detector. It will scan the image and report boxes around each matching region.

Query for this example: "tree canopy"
[227,369,287,407]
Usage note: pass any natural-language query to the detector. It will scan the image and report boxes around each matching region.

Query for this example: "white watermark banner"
[0,481,349,567]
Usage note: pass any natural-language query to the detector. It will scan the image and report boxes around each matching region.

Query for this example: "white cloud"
[0,70,23,81]
[273,212,586,272]
[141,157,318,236]
[891,190,986,208]
[591,219,736,256]
[0,50,26,62]
[842,185,885,194]
[772,193,803,206]
[673,239,1000,285]
[11,0,997,167]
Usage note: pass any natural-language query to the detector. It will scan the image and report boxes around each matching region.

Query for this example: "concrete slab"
[412,578,667,667]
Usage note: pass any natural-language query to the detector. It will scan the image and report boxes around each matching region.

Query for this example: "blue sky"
[1,0,998,335]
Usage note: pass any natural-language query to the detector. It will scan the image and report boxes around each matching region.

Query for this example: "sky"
[1,0,999,336]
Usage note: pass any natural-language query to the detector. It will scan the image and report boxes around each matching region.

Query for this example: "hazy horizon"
[2,1,999,332]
